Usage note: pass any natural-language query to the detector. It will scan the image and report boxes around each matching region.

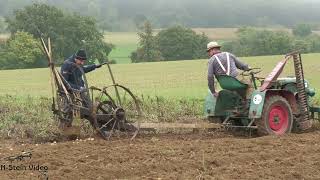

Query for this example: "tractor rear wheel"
[257,95,293,135]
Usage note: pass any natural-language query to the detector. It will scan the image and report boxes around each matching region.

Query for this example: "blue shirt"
[60,55,96,90]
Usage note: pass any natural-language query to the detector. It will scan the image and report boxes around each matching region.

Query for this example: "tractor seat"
[216,75,248,91]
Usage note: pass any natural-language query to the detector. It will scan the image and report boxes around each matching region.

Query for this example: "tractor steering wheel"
[240,68,262,77]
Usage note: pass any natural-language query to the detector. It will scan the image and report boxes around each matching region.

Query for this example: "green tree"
[292,39,311,53]
[0,16,7,33]
[305,34,320,53]
[156,26,209,60]
[0,31,44,69]
[6,3,112,65]
[131,21,162,63]
[223,28,294,56]
[292,24,312,37]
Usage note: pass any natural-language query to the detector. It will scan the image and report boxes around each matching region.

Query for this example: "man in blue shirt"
[61,49,102,90]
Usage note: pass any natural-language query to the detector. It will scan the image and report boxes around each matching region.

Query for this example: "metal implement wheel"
[93,84,141,140]
[256,95,293,135]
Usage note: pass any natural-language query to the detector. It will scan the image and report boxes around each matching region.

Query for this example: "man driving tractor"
[207,41,251,97]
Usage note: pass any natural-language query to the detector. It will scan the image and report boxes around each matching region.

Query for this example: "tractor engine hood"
[277,77,315,97]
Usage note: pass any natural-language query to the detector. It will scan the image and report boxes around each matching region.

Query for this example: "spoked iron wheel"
[93,84,142,140]
[256,95,293,135]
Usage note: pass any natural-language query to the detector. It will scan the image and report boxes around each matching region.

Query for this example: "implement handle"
[105,61,122,106]
[100,62,109,66]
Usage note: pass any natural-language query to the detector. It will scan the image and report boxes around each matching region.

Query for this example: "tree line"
[1,0,320,32]
[131,22,320,63]
[223,25,320,57]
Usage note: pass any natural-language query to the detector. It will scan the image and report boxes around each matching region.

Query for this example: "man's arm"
[83,64,97,73]
[208,76,216,94]
[230,53,250,71]
[208,58,216,95]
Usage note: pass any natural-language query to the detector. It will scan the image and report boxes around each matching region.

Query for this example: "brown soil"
[1,131,320,180]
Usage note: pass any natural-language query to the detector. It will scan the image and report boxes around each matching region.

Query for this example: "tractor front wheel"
[257,95,293,135]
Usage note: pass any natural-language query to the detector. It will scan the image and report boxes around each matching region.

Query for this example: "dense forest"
[0,0,320,31]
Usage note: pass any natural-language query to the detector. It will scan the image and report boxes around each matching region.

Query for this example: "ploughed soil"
[1,130,320,180]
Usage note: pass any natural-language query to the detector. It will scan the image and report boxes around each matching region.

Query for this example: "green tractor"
[204,52,320,135]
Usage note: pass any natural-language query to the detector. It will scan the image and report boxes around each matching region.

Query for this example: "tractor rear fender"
[249,90,298,119]
[266,90,299,114]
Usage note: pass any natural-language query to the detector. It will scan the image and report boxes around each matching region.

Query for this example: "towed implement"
[40,38,141,140]
[205,51,320,135]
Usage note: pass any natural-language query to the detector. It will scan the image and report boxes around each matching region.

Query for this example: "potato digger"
[40,37,142,140]
[205,51,320,135]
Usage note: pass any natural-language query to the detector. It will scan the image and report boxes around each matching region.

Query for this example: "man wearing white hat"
[207,41,250,97]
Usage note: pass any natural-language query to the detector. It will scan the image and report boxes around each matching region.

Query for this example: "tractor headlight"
[307,88,315,97]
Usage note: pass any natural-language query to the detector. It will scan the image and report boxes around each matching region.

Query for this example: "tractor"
[204,52,320,135]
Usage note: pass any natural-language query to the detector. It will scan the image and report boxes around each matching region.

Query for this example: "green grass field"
[104,32,138,64]
[1,28,320,100]
[1,53,320,100]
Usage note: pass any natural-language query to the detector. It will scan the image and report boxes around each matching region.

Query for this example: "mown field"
[1,53,320,100]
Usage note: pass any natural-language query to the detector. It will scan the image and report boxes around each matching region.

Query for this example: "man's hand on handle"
[96,62,109,68]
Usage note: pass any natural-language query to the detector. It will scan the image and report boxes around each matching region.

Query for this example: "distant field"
[104,32,139,64]
[1,53,320,100]
[0,33,9,42]
[193,28,238,40]
[314,30,320,36]
[0,33,9,38]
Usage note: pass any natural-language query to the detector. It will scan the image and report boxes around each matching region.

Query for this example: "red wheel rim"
[268,105,289,135]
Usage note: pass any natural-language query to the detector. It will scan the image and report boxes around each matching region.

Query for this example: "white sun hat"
[207,41,221,51]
